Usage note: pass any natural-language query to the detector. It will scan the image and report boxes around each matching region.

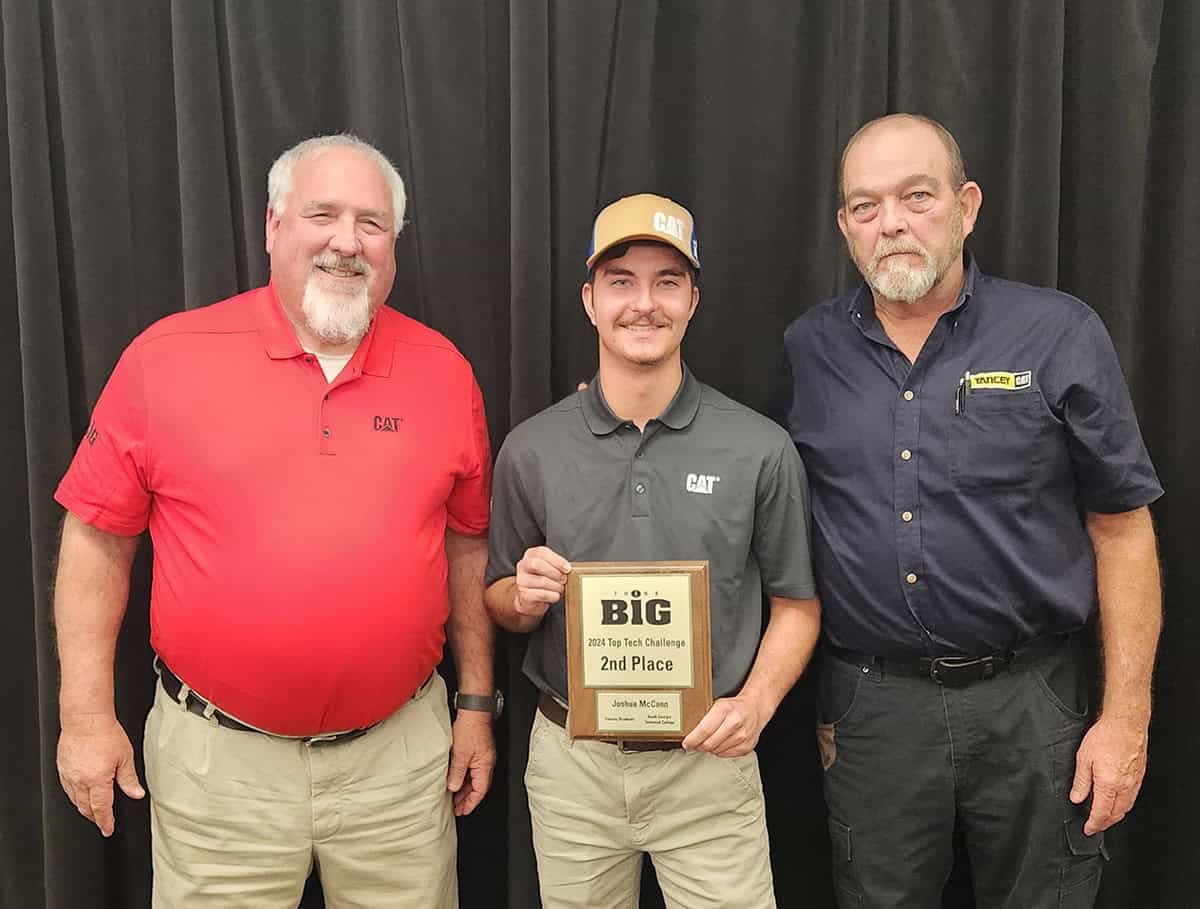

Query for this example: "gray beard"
[301,278,372,345]
[868,252,938,303]
[856,206,965,304]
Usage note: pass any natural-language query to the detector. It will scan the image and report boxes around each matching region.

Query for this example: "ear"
[581,281,598,327]
[957,181,983,239]
[687,285,700,321]
[836,205,850,242]
[265,207,280,254]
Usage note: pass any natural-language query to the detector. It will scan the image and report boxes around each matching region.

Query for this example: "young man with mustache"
[775,114,1163,908]
[485,194,821,908]
[53,134,496,907]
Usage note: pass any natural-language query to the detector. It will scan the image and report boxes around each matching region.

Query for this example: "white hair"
[267,134,407,231]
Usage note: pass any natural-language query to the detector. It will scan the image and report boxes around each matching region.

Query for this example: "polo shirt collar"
[658,366,703,429]
[846,250,979,332]
[256,281,392,377]
[579,365,702,436]
[257,282,306,359]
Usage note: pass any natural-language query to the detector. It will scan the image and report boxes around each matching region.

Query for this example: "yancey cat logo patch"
[967,370,1031,391]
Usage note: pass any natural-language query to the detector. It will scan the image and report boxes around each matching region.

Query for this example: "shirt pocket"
[949,391,1046,492]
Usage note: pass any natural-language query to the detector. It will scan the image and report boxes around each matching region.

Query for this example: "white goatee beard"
[301,268,373,345]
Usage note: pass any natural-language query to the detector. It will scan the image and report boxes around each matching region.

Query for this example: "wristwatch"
[453,689,504,719]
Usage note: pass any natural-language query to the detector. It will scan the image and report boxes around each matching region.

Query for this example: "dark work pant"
[816,636,1107,909]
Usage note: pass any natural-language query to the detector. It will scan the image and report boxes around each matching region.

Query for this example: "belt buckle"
[929,655,994,687]
[304,733,340,745]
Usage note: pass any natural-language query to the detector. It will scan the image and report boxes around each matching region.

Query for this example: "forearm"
[1087,506,1161,726]
[737,595,821,719]
[445,529,494,694]
[483,576,545,633]
[54,513,139,723]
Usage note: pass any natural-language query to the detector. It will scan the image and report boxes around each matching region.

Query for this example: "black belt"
[827,634,1070,688]
[538,692,683,752]
[157,661,377,745]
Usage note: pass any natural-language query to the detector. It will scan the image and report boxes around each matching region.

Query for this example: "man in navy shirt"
[775,113,1163,908]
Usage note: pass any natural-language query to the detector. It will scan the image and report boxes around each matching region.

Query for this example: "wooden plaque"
[564,561,712,741]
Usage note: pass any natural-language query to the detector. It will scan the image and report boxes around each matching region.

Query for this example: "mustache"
[869,238,931,269]
[312,252,371,276]
[618,317,671,328]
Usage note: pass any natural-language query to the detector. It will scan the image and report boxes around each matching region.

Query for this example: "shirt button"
[901,511,913,522]
[634,483,646,494]
[903,390,914,401]
[635,451,644,459]
[322,427,332,438]
[900,449,912,461]
[906,572,918,584]
[304,355,315,364]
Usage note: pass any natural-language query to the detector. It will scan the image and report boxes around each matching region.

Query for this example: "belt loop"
[174,682,191,708]
[416,671,436,698]
[200,701,219,724]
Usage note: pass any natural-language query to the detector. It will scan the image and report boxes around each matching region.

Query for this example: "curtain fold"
[2,2,1196,906]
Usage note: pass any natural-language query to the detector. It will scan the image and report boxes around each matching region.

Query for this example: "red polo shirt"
[55,285,491,734]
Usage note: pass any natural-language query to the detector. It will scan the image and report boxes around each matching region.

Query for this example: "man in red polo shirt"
[52,134,497,908]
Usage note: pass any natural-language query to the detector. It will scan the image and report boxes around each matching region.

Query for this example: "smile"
[317,265,364,278]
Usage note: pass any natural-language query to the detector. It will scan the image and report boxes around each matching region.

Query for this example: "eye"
[906,191,933,206]
[658,278,680,288]
[610,277,632,287]
[307,212,334,223]
[850,201,876,220]
[360,219,387,234]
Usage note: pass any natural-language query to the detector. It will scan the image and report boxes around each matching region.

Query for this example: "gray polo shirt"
[486,366,815,701]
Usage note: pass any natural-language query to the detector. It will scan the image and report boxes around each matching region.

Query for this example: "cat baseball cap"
[585,193,700,270]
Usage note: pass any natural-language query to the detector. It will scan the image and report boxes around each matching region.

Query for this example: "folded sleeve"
[54,344,152,535]
[1051,312,1164,513]
[445,374,493,536]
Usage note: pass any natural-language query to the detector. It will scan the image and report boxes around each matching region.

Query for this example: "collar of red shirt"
[256,281,394,377]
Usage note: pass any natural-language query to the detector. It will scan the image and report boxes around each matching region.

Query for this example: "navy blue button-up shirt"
[775,256,1163,657]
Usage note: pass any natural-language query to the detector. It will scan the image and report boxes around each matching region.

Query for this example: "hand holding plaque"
[564,561,712,741]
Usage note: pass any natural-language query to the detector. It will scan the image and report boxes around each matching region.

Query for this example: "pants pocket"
[1031,638,1089,721]
[816,655,864,727]
[1059,816,1107,907]
[828,818,863,907]
[723,751,764,802]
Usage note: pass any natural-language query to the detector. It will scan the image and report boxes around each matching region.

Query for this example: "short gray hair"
[839,113,967,206]
[267,134,407,232]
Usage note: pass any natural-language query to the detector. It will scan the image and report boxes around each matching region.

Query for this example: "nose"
[878,198,908,237]
[328,216,362,257]
[630,285,656,314]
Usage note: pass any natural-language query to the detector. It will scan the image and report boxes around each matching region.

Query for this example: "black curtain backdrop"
[4,2,1197,907]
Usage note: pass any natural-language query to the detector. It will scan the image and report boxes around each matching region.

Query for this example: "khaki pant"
[144,672,457,909]
[525,708,776,909]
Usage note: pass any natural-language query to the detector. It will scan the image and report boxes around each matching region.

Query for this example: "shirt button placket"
[319,386,335,455]
[895,385,924,627]
[631,435,650,518]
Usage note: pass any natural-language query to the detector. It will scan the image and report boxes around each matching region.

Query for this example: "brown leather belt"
[538,691,683,752]
[158,660,378,745]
